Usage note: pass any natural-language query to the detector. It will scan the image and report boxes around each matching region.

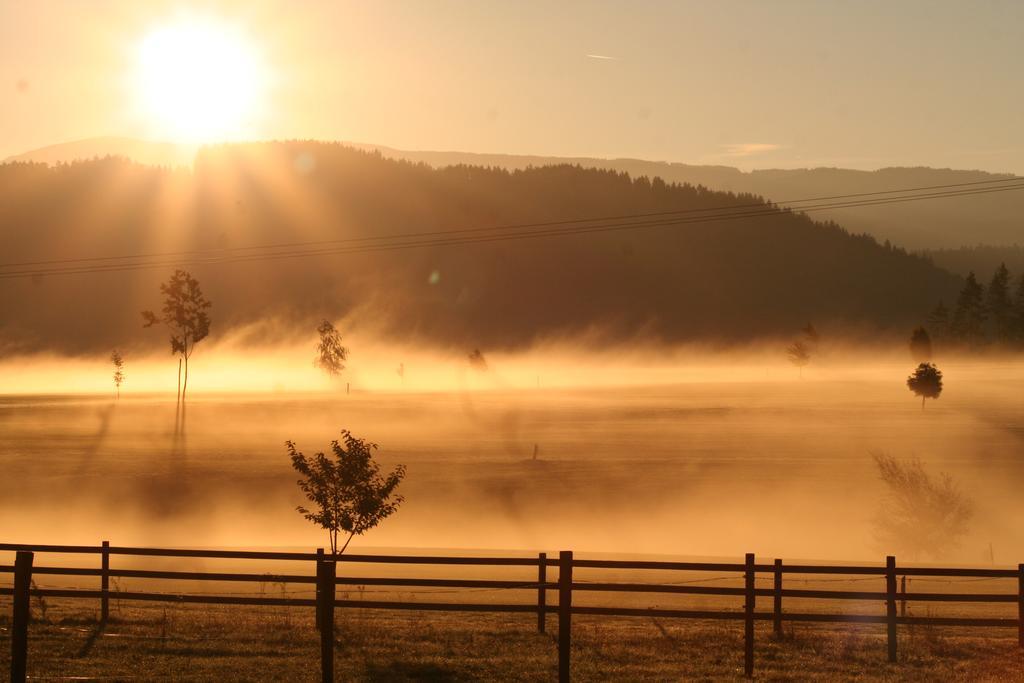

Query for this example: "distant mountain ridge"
[922,245,1024,278]
[4,137,197,168]
[6,137,1022,250]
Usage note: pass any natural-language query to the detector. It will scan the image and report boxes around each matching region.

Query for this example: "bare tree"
[287,430,406,555]
[907,362,943,409]
[110,350,125,399]
[871,451,973,559]
[142,270,212,404]
[314,320,348,378]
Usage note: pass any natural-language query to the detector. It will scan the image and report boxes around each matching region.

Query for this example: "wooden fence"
[2,542,1022,682]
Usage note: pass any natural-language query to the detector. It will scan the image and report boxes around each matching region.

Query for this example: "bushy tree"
[287,430,406,555]
[314,320,348,378]
[110,350,125,399]
[907,362,943,409]
[142,270,212,403]
[871,451,973,559]
[908,327,932,363]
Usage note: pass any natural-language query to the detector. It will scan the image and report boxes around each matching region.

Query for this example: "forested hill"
[352,146,1024,250]
[10,137,1023,250]
[0,142,961,354]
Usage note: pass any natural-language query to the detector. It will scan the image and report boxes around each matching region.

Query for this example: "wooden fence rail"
[2,542,1022,682]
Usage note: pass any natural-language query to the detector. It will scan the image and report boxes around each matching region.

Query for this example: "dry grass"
[1,598,1022,681]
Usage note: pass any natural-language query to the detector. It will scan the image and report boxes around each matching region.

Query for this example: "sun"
[136,20,265,143]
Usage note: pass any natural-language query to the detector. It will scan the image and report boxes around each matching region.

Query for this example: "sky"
[1,0,1022,172]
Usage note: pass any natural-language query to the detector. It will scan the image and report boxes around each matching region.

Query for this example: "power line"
[4,174,1019,270]
[5,181,1024,279]
[2,172,1015,270]
[6,181,1024,278]
[2,179,1023,281]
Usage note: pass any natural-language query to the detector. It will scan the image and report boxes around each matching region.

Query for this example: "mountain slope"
[0,142,960,354]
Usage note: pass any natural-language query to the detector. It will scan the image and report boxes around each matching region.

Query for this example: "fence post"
[538,552,547,634]
[316,554,336,683]
[101,540,110,624]
[772,559,783,636]
[744,553,755,678]
[1018,563,1022,649]
[900,575,906,618]
[315,548,324,632]
[886,556,897,663]
[558,550,573,683]
[12,550,34,683]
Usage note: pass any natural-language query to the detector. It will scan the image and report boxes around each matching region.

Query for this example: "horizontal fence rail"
[1,542,1021,682]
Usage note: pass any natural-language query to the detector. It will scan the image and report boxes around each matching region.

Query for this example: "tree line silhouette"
[925,263,1024,349]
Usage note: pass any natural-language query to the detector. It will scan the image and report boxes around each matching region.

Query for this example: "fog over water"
[1,340,1022,565]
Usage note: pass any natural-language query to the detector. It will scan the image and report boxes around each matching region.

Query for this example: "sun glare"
[136,20,264,142]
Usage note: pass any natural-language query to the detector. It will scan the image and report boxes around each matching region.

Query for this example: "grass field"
[2,363,1023,561]
[3,361,1024,678]
[2,597,1023,681]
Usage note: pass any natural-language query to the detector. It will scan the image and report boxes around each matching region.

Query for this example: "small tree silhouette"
[110,350,125,399]
[141,270,212,403]
[907,362,942,409]
[909,327,932,363]
[871,451,973,559]
[314,320,348,378]
[287,430,406,555]
[786,341,810,377]
[468,348,488,371]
